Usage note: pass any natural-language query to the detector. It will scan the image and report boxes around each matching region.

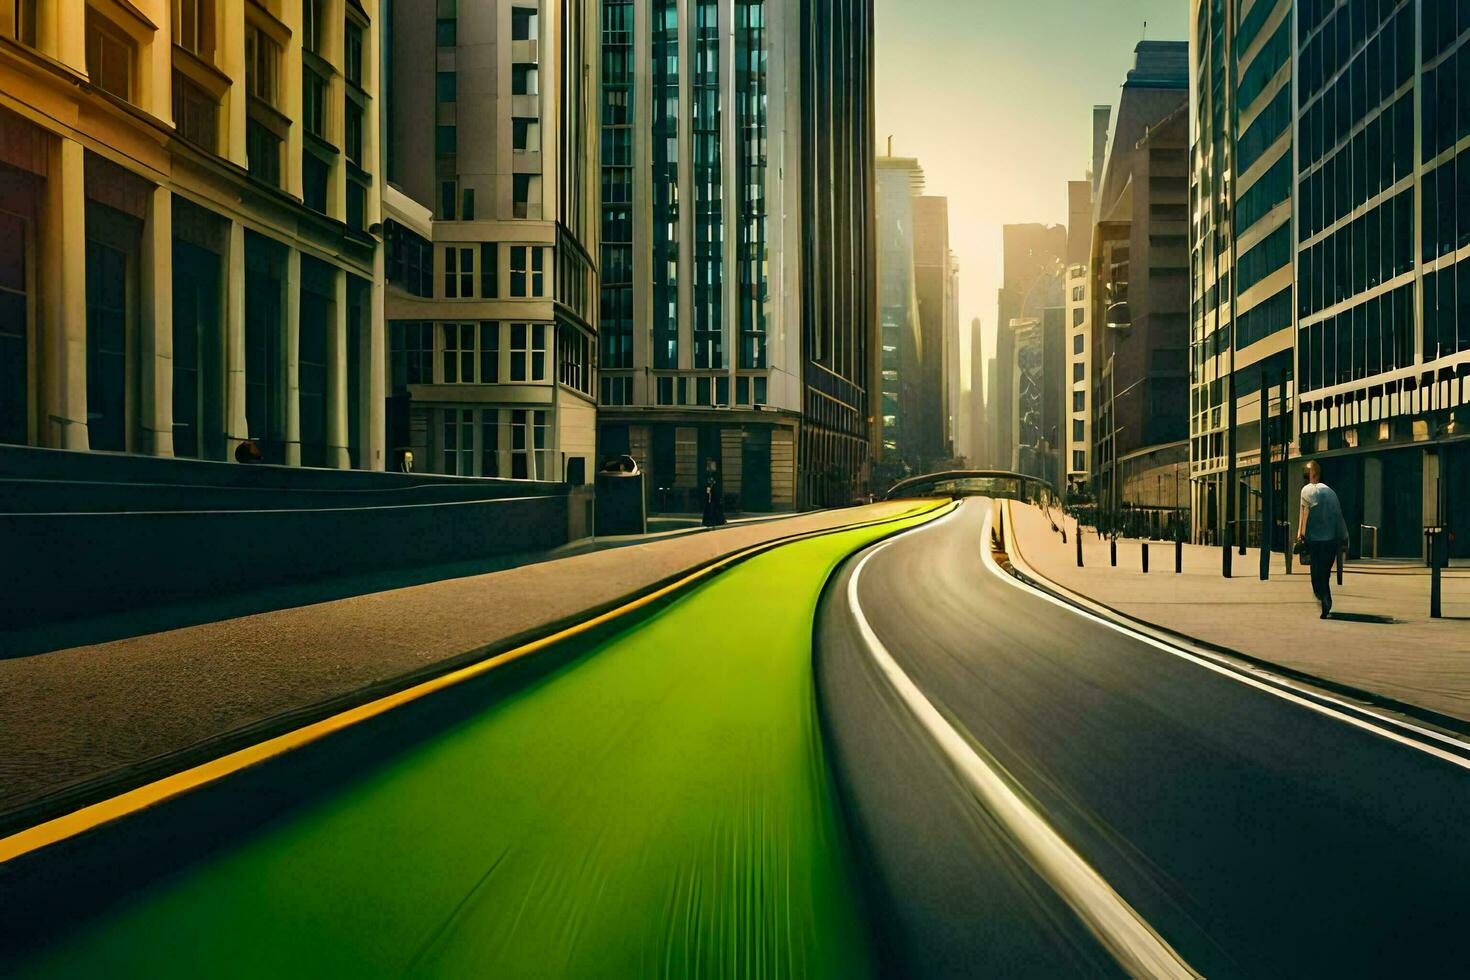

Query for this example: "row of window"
[1238,14,1290,113]
[389,321,551,388]
[441,407,548,480]
[1297,189,1414,319]
[440,244,548,300]
[1298,92,1414,241]
[1423,0,1470,63]
[1236,286,1294,350]
[1297,4,1412,174]
[1236,223,1292,297]
[1237,152,1291,236]
[1422,39,1470,163]
[1238,84,1292,176]
[1297,283,1415,391]
[1423,256,1470,362]
[651,374,769,408]
[1423,147,1470,262]
[1299,0,1410,109]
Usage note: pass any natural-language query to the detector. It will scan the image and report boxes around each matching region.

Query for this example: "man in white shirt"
[1296,460,1349,618]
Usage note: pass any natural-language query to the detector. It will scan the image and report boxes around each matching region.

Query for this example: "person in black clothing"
[701,457,726,528]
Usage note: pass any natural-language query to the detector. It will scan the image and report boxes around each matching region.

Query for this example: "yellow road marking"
[0,500,952,866]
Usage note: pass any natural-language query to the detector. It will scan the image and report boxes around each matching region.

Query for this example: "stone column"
[282,0,305,200]
[223,221,249,451]
[41,137,88,450]
[367,249,387,471]
[283,248,302,465]
[325,265,350,468]
[139,184,174,456]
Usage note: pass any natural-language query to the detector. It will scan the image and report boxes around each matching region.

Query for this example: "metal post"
[1077,519,1084,567]
[1260,365,1272,581]
[1110,535,1117,567]
[1142,542,1149,573]
[1221,0,1240,581]
[1431,529,1444,619]
[1175,524,1183,573]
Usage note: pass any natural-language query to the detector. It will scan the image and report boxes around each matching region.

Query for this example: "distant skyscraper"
[914,194,954,466]
[596,0,876,511]
[996,223,1067,473]
[876,153,925,478]
[1066,177,1095,493]
[969,317,988,467]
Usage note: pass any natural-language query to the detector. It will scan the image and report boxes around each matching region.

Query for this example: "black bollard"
[1336,542,1344,587]
[1076,521,1084,568]
[1175,533,1183,574]
[1110,536,1117,567]
[1142,542,1149,573]
[1431,529,1444,619]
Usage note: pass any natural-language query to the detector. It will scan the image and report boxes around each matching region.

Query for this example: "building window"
[443,407,475,475]
[512,64,539,96]
[245,24,279,106]
[436,14,456,47]
[1073,362,1084,382]
[461,188,475,220]
[1072,390,1085,412]
[510,408,547,479]
[86,11,135,102]
[1072,333,1084,355]
[510,246,535,296]
[1,0,37,45]
[514,174,541,218]
[172,0,214,61]
[390,321,434,388]
[513,117,541,152]
[303,69,328,139]
[443,246,474,299]
[480,243,497,298]
[302,0,325,55]
[386,223,434,297]
[344,100,363,165]
[173,71,219,152]
[246,118,282,186]
[1073,307,1084,326]
[436,125,457,156]
[1073,450,1086,472]
[344,19,364,86]
[1073,419,1085,442]
[508,323,548,382]
[512,6,538,40]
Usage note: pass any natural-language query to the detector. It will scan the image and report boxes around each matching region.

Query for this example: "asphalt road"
[818,497,1470,979]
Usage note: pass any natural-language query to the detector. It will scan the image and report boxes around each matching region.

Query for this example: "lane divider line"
[0,500,955,867]
[846,509,1201,980]
[993,500,1470,772]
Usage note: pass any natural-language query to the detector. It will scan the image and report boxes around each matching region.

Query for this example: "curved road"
[818,497,1470,978]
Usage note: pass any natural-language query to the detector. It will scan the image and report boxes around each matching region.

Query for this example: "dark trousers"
[1308,540,1339,606]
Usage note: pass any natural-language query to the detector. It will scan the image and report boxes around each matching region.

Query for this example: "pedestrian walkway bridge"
[884,470,1055,506]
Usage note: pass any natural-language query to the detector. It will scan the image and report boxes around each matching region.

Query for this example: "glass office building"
[1191,0,1470,559]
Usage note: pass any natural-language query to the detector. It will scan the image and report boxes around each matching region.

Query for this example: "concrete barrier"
[0,446,590,630]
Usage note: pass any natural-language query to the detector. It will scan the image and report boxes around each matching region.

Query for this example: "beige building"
[381,0,598,483]
[0,0,387,469]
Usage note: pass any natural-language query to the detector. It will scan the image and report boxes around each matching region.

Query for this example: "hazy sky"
[875,0,1188,390]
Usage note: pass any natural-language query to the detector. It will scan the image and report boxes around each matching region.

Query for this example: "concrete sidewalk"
[0,502,921,825]
[1006,503,1470,726]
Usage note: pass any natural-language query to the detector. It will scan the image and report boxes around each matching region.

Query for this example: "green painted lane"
[11,502,948,979]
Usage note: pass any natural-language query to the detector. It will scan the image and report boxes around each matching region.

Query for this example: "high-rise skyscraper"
[383,0,600,481]
[595,0,877,512]
[876,153,924,479]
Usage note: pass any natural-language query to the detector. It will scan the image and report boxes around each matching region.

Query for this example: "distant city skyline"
[874,0,1187,398]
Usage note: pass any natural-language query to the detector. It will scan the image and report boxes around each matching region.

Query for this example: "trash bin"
[596,455,646,536]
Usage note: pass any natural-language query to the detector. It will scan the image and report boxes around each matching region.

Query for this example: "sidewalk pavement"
[0,502,919,824]
[1007,503,1470,726]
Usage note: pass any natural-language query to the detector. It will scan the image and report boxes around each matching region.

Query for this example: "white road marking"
[846,507,1202,980]
[993,500,1470,772]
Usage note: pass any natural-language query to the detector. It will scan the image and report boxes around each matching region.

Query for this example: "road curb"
[0,500,953,852]
[997,501,1470,750]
